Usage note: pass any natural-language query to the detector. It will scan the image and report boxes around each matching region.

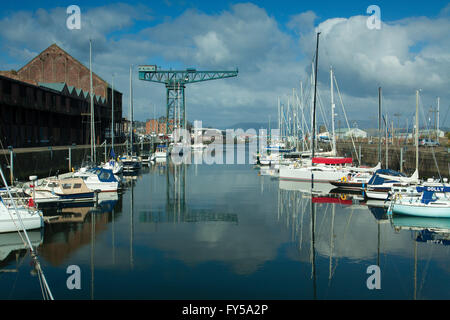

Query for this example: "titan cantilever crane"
[138,66,238,135]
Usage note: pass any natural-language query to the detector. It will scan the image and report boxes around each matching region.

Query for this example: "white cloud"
[0,3,449,128]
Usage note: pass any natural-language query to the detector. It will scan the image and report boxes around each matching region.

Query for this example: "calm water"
[1,148,449,300]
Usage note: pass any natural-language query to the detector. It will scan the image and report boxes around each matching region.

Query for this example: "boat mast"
[311,32,320,160]
[310,64,314,153]
[437,97,440,139]
[415,90,419,172]
[129,65,133,155]
[111,75,114,156]
[378,87,382,165]
[330,66,336,155]
[89,40,96,164]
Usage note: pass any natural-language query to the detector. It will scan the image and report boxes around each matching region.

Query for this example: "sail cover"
[312,157,352,164]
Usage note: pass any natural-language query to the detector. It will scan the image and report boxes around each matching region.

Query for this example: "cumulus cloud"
[0,2,448,128]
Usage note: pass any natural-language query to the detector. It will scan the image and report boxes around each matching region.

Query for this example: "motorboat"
[119,155,142,173]
[23,177,95,205]
[330,171,374,191]
[73,167,120,192]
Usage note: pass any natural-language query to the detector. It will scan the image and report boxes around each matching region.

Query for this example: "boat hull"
[0,210,43,233]
[392,203,450,218]
[279,166,348,183]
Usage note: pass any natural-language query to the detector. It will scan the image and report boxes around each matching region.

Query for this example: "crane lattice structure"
[138,66,238,135]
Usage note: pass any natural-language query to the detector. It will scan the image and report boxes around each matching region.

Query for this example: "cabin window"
[99,172,111,181]
[62,184,72,189]
[47,182,58,188]
[73,184,82,188]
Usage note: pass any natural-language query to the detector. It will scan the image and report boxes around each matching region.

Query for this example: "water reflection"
[0,231,43,270]
[276,173,450,299]
[1,154,449,299]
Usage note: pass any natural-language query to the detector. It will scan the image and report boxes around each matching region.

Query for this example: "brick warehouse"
[0,43,123,148]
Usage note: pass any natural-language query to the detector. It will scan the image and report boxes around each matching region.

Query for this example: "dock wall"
[0,142,153,183]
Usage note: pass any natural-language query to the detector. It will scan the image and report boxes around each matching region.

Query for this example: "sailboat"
[102,75,123,174]
[121,65,142,173]
[365,90,426,200]
[0,169,43,233]
[279,35,378,183]
[386,91,450,218]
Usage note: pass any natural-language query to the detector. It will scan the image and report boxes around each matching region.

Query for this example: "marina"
[0,149,449,300]
[0,1,449,305]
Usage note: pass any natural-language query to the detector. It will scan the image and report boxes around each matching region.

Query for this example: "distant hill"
[222,122,270,131]
[223,120,449,133]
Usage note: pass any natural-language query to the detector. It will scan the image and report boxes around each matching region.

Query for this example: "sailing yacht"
[388,189,450,218]
[120,65,142,173]
[0,194,43,233]
[278,37,375,183]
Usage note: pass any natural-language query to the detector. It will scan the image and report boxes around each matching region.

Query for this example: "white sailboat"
[366,90,422,200]
[279,43,376,183]
[0,170,43,233]
[121,65,142,173]
[102,74,123,174]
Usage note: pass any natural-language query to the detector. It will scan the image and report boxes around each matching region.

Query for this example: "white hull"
[0,207,43,233]
[279,166,349,183]
[85,181,118,192]
[365,189,389,200]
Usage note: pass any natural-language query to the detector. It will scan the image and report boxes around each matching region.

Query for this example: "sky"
[0,0,449,129]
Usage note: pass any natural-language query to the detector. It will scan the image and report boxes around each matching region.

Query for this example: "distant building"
[146,119,159,134]
[0,44,123,148]
[335,128,368,139]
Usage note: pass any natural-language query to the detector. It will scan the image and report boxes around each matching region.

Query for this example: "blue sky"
[0,1,449,129]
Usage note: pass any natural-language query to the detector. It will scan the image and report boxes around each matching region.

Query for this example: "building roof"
[38,82,106,104]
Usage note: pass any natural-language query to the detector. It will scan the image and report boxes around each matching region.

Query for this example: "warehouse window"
[19,85,26,97]
[2,80,12,95]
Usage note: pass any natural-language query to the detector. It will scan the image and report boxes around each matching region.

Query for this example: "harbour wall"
[0,142,154,183]
[336,142,449,179]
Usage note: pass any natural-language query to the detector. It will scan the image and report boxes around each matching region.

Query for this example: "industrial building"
[0,44,123,148]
